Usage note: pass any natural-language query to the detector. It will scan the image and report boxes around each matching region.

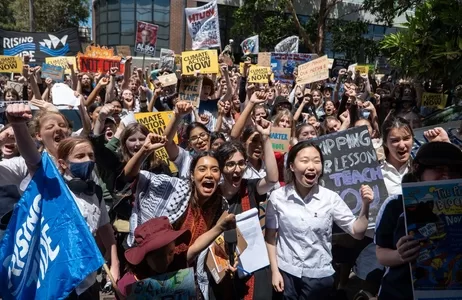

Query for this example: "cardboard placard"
[134,111,179,174]
[297,55,329,85]
[403,179,462,300]
[45,56,77,75]
[116,45,131,57]
[51,83,79,107]
[311,126,387,227]
[270,53,318,84]
[356,65,369,75]
[0,56,23,73]
[78,56,124,74]
[257,52,271,67]
[127,267,195,299]
[179,76,203,107]
[181,50,219,75]
[270,127,291,153]
[157,73,178,87]
[41,63,64,82]
[160,48,175,71]
[421,92,447,110]
[248,66,270,83]
[206,229,248,284]
[6,81,23,95]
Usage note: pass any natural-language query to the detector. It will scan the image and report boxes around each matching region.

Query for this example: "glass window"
[154,0,170,10]
[100,0,107,11]
[121,9,135,21]
[108,10,119,22]
[121,22,135,35]
[108,0,119,10]
[136,10,152,22]
[108,22,120,33]
[153,11,169,24]
[108,34,120,45]
[374,25,385,35]
[121,35,135,45]
[100,34,108,45]
[100,10,107,22]
[99,23,107,34]
[137,0,152,10]
[367,25,374,34]
[121,0,134,9]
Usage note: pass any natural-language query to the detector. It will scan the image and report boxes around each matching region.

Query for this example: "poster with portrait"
[135,21,159,56]
[270,53,317,84]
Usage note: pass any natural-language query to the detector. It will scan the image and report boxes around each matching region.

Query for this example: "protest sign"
[328,58,334,69]
[0,28,81,65]
[312,126,387,227]
[185,0,221,50]
[160,48,175,70]
[179,76,203,107]
[355,65,369,75]
[297,55,329,85]
[135,111,178,174]
[0,153,104,299]
[403,179,462,300]
[135,21,158,56]
[248,66,270,83]
[241,35,259,55]
[81,45,114,57]
[41,63,64,82]
[116,45,131,57]
[421,92,447,110]
[45,56,77,74]
[182,50,219,75]
[257,52,271,67]
[270,127,291,153]
[0,55,23,73]
[270,53,317,84]
[274,36,299,53]
[157,73,178,87]
[52,83,79,107]
[77,45,124,74]
[127,268,195,299]
[6,81,23,94]
[331,58,351,78]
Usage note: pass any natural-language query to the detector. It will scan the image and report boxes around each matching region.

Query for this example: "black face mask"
[67,179,97,196]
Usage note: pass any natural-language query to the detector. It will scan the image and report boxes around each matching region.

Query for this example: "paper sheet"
[52,83,79,107]
[236,208,269,278]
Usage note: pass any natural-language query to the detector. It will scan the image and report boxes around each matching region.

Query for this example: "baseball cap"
[125,217,191,265]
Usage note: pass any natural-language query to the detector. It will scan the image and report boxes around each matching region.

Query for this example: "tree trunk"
[285,0,315,53]
[316,0,329,55]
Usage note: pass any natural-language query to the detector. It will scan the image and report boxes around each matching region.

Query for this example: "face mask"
[360,109,371,120]
[69,161,95,181]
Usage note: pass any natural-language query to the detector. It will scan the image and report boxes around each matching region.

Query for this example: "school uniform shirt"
[380,161,410,196]
[173,147,193,179]
[374,195,412,300]
[266,184,356,279]
[243,160,267,180]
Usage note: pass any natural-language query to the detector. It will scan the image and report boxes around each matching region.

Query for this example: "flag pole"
[103,263,124,299]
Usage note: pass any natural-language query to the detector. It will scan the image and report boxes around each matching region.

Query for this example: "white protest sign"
[51,83,79,107]
[185,0,221,50]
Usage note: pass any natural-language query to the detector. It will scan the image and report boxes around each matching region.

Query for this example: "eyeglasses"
[189,132,209,143]
[225,160,247,170]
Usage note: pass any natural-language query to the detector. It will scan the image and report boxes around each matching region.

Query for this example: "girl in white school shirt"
[265,141,374,300]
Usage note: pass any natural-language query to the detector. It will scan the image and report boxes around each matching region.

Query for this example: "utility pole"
[29,0,35,31]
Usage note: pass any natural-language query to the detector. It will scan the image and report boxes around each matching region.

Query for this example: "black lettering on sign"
[311,126,388,228]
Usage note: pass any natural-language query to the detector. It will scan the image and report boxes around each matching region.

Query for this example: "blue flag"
[0,153,104,299]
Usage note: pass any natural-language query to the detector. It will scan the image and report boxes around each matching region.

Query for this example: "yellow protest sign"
[248,67,271,83]
[182,50,219,75]
[356,65,369,75]
[45,56,77,74]
[135,111,179,173]
[0,56,23,73]
[421,93,448,110]
[297,55,329,85]
[270,127,291,153]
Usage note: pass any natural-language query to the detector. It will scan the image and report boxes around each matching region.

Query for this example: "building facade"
[92,0,407,59]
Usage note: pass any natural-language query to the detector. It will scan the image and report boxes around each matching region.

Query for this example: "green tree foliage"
[380,0,462,86]
[0,0,89,32]
[362,0,424,26]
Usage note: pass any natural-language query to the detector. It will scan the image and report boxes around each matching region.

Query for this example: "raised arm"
[41,78,53,102]
[121,56,133,90]
[6,104,42,175]
[94,104,115,135]
[85,77,109,107]
[76,92,92,137]
[230,91,266,139]
[163,101,194,161]
[255,119,279,194]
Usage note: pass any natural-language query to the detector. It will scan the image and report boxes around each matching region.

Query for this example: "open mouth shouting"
[201,179,216,194]
[396,149,409,160]
[231,173,242,186]
[303,172,318,186]
[196,142,208,151]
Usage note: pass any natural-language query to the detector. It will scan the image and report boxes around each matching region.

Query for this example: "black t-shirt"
[375,194,413,300]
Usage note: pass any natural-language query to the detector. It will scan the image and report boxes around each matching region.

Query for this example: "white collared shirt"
[243,160,267,180]
[266,184,356,279]
[380,160,409,196]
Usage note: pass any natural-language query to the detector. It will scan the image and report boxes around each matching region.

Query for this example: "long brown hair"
[381,116,414,160]
[119,123,162,170]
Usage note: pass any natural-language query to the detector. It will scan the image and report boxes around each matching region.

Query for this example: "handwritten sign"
[312,126,387,227]
[257,52,271,68]
[248,67,270,83]
[181,50,219,75]
[127,267,196,299]
[41,63,64,82]
[160,48,175,71]
[116,45,131,57]
[6,81,23,95]
[270,127,291,153]
[179,76,203,107]
[157,73,178,87]
[135,111,178,174]
[297,55,329,85]
[45,56,77,74]
[0,56,23,73]
[78,56,124,74]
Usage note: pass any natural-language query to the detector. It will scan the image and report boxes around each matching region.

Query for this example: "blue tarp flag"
[0,153,104,299]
